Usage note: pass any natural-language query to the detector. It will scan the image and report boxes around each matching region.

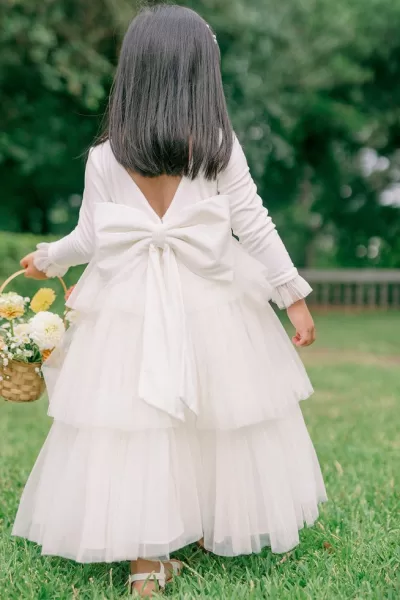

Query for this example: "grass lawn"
[0,312,399,599]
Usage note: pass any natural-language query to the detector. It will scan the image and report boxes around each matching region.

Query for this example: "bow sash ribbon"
[94,195,233,420]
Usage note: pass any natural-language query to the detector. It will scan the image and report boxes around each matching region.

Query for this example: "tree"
[2,0,400,268]
[0,0,133,233]
[183,0,400,267]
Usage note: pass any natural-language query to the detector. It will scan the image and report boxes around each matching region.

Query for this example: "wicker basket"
[0,360,46,403]
[0,269,67,403]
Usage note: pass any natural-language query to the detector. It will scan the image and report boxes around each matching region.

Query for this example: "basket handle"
[0,270,67,296]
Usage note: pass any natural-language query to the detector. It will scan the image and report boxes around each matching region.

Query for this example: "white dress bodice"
[35,137,312,309]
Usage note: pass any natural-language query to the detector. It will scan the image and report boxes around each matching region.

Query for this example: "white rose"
[29,312,65,351]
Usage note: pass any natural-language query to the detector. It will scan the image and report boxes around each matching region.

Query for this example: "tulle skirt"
[12,248,327,562]
[13,406,326,562]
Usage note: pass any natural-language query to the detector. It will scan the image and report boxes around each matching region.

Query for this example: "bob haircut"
[97,4,233,180]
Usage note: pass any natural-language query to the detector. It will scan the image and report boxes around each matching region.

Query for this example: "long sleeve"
[34,147,109,277]
[217,136,312,308]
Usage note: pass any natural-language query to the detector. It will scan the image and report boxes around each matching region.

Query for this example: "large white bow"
[94,195,233,420]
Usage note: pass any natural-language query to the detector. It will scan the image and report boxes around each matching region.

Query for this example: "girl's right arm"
[21,146,109,279]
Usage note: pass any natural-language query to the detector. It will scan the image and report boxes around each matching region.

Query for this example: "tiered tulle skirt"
[12,251,327,562]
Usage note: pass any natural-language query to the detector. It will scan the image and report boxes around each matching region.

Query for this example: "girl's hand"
[287,299,316,347]
[20,253,48,280]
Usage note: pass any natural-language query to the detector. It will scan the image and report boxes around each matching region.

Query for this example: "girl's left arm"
[218,136,315,346]
[218,136,312,309]
[26,147,108,278]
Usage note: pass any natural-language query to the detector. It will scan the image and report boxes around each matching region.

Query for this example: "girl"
[15,4,326,597]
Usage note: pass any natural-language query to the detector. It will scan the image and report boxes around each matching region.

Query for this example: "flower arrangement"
[0,288,66,386]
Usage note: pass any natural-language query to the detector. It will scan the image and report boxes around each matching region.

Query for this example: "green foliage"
[186,0,400,267]
[1,312,399,598]
[0,0,132,233]
[1,0,400,267]
[0,232,52,283]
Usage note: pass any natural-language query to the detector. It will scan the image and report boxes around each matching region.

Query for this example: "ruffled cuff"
[34,243,69,278]
[271,275,313,309]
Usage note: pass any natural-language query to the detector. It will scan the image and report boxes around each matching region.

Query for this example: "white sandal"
[129,559,182,593]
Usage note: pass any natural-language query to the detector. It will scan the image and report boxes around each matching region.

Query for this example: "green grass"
[1,312,399,599]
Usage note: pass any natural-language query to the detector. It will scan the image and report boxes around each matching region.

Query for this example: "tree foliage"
[1,0,400,267]
[0,0,125,232]
[186,0,400,267]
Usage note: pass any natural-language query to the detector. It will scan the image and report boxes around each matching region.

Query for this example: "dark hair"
[97,4,233,180]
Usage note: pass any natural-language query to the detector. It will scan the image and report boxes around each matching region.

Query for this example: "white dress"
[12,137,327,563]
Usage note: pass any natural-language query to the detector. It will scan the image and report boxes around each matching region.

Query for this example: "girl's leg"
[129,559,182,597]
[198,538,209,552]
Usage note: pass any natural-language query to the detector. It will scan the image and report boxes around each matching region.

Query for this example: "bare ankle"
[131,558,159,574]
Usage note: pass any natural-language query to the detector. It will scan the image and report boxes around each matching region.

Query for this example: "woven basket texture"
[0,360,45,402]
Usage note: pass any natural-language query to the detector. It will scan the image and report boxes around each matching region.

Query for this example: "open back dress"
[12,136,327,562]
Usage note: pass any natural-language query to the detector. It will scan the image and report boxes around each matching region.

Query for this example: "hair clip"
[206,23,218,45]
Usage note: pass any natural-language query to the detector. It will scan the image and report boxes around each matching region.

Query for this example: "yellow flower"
[0,292,25,320]
[41,349,53,361]
[30,288,56,313]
